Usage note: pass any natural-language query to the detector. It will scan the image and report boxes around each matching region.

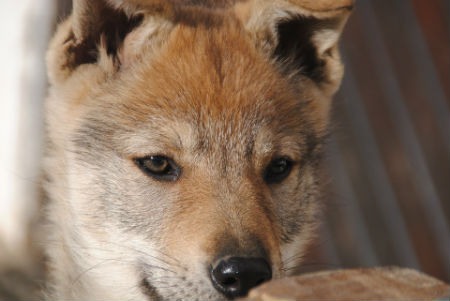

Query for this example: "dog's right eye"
[134,155,181,182]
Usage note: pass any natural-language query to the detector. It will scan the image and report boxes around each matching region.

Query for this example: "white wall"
[0,1,56,267]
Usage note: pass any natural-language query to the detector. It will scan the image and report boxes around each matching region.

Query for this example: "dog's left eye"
[134,155,181,182]
[264,157,294,184]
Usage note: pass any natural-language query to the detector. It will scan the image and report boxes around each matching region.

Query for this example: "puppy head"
[45,1,352,300]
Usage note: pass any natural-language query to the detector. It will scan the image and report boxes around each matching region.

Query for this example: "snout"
[210,256,272,299]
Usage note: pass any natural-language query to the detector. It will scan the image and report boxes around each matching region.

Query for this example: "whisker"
[71,257,124,286]
[105,240,181,267]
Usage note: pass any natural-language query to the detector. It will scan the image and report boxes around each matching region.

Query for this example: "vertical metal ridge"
[319,222,342,268]
[339,57,420,269]
[327,135,378,266]
[395,1,450,153]
[440,0,450,39]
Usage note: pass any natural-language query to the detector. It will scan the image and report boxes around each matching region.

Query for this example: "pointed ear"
[236,0,353,96]
[47,0,174,84]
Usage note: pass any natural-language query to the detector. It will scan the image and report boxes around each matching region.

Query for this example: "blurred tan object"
[244,267,450,301]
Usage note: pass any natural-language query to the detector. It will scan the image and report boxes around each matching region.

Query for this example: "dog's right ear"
[47,0,174,84]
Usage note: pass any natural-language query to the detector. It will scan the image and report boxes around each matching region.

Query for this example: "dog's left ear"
[235,0,353,97]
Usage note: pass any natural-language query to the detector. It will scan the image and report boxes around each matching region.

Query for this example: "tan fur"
[44,0,352,300]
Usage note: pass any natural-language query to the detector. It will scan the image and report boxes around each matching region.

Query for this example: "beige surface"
[244,267,450,301]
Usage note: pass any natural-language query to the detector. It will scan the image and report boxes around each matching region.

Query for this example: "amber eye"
[264,157,294,184]
[134,155,181,182]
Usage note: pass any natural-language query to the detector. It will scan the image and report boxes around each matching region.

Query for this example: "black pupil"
[147,156,169,173]
[271,159,288,174]
[264,157,292,183]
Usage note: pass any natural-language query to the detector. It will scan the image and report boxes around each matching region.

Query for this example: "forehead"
[116,18,305,121]
[93,13,314,155]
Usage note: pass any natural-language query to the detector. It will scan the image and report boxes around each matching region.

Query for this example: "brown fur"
[44,0,352,300]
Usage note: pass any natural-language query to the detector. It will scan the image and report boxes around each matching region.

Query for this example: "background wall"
[306,0,450,282]
[0,1,55,299]
[0,0,54,268]
[0,1,448,299]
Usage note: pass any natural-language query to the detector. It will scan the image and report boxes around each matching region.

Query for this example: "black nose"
[210,257,272,299]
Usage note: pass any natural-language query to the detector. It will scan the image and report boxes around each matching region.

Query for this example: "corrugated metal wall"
[304,0,450,282]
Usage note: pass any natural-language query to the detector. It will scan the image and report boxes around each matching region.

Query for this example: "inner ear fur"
[47,0,156,84]
[274,16,341,83]
[69,1,144,66]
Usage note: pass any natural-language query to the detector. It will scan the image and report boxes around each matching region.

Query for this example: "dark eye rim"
[263,156,295,184]
[133,155,181,182]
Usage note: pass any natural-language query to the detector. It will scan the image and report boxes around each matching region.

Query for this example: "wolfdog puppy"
[43,0,352,300]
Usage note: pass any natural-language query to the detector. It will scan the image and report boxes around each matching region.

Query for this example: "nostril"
[222,277,238,286]
[210,257,272,299]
